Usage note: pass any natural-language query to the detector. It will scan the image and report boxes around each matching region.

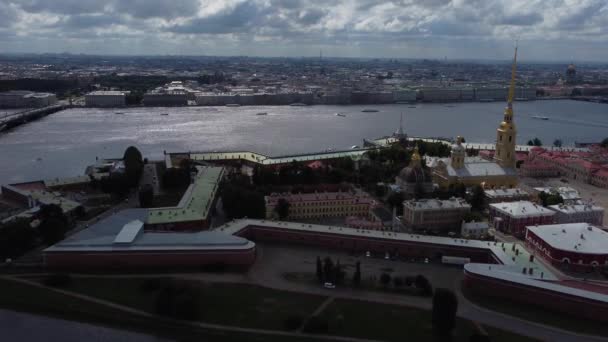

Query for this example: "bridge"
[0,105,66,132]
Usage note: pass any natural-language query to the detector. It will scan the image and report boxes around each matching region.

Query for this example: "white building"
[484,188,530,204]
[548,204,604,226]
[402,198,471,232]
[85,91,126,107]
[461,221,490,238]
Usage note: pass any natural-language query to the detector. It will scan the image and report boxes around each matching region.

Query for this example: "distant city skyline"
[0,0,607,62]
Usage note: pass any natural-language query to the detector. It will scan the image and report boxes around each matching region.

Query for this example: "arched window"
[561,258,570,264]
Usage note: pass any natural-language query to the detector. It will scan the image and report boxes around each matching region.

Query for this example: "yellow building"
[431,47,520,189]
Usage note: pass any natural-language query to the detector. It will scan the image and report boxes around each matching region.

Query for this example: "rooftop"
[404,198,471,210]
[527,223,608,255]
[147,166,223,225]
[484,188,529,198]
[548,204,604,214]
[86,91,126,96]
[45,209,253,252]
[265,191,373,205]
[489,201,555,218]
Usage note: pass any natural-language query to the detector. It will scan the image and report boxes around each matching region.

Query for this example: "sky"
[0,0,607,61]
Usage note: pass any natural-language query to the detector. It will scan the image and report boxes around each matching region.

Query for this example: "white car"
[323,282,336,289]
[365,251,371,257]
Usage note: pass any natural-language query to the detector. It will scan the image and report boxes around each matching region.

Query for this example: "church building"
[430,47,520,189]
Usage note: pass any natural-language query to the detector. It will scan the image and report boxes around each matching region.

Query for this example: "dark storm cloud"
[167,2,266,34]
[13,0,107,14]
[2,0,607,60]
[113,0,200,19]
[496,13,543,26]
[53,13,126,29]
[297,9,327,25]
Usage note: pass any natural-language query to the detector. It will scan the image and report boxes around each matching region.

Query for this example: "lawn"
[0,277,331,342]
[463,287,607,337]
[63,277,328,331]
[316,298,539,342]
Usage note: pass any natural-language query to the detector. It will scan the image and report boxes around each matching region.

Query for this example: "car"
[365,251,371,257]
[323,282,336,289]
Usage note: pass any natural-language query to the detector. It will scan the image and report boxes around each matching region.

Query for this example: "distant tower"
[566,63,576,84]
[395,112,405,138]
[494,45,518,169]
[410,144,422,168]
[451,136,466,169]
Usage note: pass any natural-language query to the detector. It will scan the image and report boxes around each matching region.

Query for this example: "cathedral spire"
[507,43,518,109]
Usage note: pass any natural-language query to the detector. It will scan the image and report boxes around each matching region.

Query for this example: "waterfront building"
[525,223,608,271]
[395,145,434,195]
[85,91,126,107]
[0,90,57,108]
[489,201,555,238]
[548,203,604,226]
[402,198,471,233]
[143,90,188,106]
[264,191,375,220]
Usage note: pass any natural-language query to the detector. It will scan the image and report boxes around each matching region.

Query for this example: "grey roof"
[445,157,517,178]
[45,208,253,252]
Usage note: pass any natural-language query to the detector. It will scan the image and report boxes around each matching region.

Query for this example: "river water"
[0,309,170,342]
[0,100,606,183]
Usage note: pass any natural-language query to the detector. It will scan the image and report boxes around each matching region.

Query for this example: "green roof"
[147,166,223,225]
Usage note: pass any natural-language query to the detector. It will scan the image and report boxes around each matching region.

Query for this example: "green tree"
[414,275,433,296]
[469,185,485,210]
[432,288,459,338]
[123,146,144,187]
[138,184,154,208]
[323,257,334,283]
[553,139,563,147]
[601,138,608,148]
[37,204,69,245]
[275,198,291,220]
[533,137,542,146]
[353,261,361,286]
[0,219,38,260]
[387,191,404,215]
[316,256,323,283]
[380,273,392,287]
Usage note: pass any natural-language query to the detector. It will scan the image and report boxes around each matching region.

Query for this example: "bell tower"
[494,45,518,169]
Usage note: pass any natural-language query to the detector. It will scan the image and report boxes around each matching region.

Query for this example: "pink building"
[489,201,555,238]
[525,223,608,272]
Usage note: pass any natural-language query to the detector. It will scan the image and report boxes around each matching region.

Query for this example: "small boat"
[290,103,307,106]
[444,105,455,108]
[114,112,125,115]
[160,113,169,116]
[408,106,417,109]
[361,109,379,113]
[225,103,240,107]
[478,99,494,102]
[335,113,346,117]
[532,115,549,120]
[351,145,359,149]
[256,112,268,116]
[36,157,42,162]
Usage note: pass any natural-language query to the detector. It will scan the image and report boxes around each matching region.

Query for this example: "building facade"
[264,191,375,220]
[402,198,471,232]
[484,188,531,204]
[85,91,126,107]
[525,223,608,272]
[489,201,555,238]
[548,204,604,226]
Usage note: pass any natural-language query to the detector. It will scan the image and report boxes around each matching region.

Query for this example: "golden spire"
[503,42,518,124]
[410,144,421,167]
[507,43,518,108]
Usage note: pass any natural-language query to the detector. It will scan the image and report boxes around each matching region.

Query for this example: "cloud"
[114,0,200,19]
[168,2,266,34]
[0,0,607,60]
